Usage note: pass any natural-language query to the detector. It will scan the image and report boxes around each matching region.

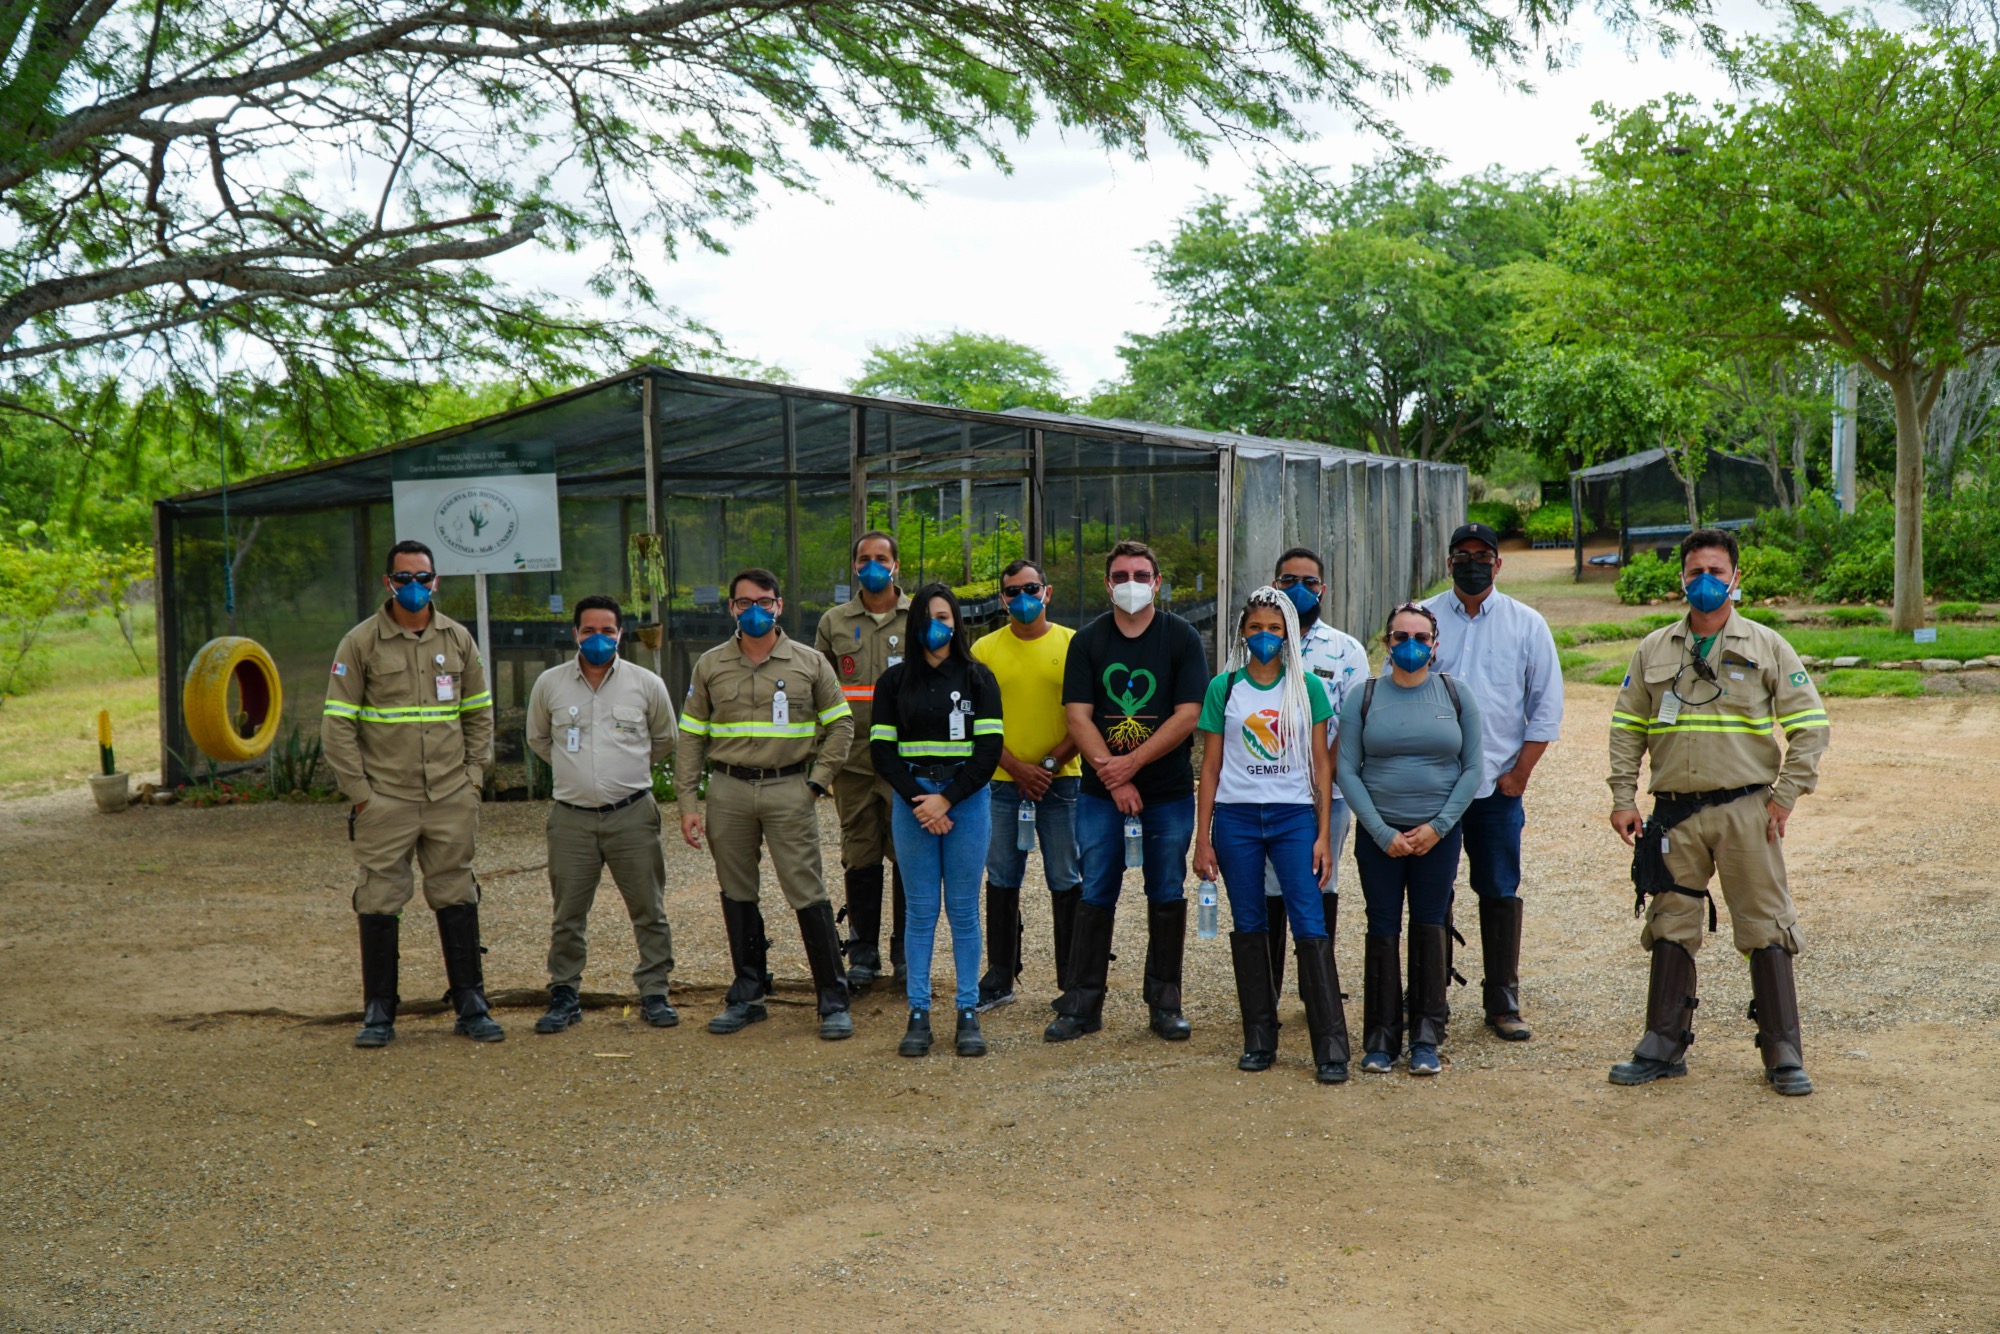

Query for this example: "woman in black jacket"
[871,582,1004,1057]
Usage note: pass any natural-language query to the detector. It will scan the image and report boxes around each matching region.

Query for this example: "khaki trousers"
[706,771,828,910]
[546,794,675,994]
[833,767,897,869]
[1641,791,1804,956]
[351,785,480,915]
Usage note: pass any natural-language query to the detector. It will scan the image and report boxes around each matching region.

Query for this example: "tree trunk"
[1888,373,1927,632]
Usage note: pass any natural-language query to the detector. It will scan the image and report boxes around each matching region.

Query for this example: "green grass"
[1819,669,1926,699]
[1936,601,1985,621]
[1823,606,1889,626]
[0,609,158,798]
[1738,606,1784,627]
[1779,625,2000,661]
[1590,661,1631,687]
[1557,648,1596,676]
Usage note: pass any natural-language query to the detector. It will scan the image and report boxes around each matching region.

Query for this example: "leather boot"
[1266,895,1290,999]
[1045,900,1114,1041]
[1296,934,1351,1084]
[1748,945,1812,1095]
[355,913,399,1048]
[436,902,504,1042]
[1143,899,1191,1040]
[898,1008,933,1057]
[535,983,583,1034]
[1229,931,1278,1071]
[840,865,884,992]
[954,1008,986,1057]
[1407,923,1450,1073]
[977,881,1022,1011]
[797,901,853,1040]
[1049,887,1081,994]
[889,861,908,981]
[1479,895,1531,1041]
[1609,940,1698,1085]
[708,894,771,1034]
[1361,934,1402,1070]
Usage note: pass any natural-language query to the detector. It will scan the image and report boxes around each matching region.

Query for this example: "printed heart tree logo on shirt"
[1102,663,1157,750]
[1241,708,1285,761]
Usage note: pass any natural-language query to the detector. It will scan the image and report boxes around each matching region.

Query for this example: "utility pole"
[1830,364,1859,515]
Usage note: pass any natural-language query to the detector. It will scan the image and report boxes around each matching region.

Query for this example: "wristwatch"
[807,780,827,798]
[1039,756,1060,774]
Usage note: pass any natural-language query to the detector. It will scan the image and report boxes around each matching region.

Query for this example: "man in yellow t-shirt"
[969,557,1082,1011]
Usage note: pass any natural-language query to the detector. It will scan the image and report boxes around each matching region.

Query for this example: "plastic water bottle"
[1123,815,1144,868]
[1197,879,1219,939]
[1016,799,1036,851]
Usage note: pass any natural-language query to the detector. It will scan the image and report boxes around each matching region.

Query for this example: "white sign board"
[1914,627,1939,644]
[392,440,561,575]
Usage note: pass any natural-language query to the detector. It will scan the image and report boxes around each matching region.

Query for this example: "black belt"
[557,789,650,814]
[1652,783,1767,806]
[907,763,962,783]
[1632,784,1767,932]
[714,761,809,782]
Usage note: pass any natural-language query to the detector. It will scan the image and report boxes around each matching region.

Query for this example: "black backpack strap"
[1438,671,1462,719]
[1361,676,1376,726]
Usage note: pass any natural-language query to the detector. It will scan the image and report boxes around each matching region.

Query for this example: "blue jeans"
[1354,825,1464,936]
[891,778,991,1011]
[1076,792,1195,909]
[983,777,1081,891]
[1210,803,1326,938]
[1266,796,1349,898]
[1459,792,1524,899]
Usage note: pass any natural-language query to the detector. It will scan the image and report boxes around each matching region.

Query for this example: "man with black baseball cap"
[1421,519,1563,1041]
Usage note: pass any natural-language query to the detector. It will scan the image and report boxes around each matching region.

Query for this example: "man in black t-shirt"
[1046,539,1210,1043]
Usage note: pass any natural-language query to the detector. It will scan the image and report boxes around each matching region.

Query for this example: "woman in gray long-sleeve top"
[1339,601,1484,1077]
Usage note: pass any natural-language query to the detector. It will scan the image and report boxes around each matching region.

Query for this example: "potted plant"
[88,709,131,813]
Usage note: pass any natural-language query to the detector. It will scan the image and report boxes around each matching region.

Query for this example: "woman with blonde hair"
[1193,586,1350,1084]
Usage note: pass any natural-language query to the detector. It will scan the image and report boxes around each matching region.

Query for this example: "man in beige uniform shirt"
[322,539,498,1049]
[526,595,681,1034]
[1607,528,1830,1096]
[679,568,857,1039]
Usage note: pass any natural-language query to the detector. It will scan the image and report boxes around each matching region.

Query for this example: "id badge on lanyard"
[434,653,454,702]
[948,691,966,742]
[772,680,789,728]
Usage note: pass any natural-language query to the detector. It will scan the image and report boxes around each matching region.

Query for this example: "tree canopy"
[850,331,1071,413]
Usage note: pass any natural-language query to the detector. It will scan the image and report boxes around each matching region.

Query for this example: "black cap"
[1449,522,1502,553]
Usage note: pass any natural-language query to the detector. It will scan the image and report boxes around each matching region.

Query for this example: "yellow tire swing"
[182,636,283,762]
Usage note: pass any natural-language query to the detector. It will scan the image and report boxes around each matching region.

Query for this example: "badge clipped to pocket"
[948,691,966,742]
[772,681,790,728]
[1656,691,1682,725]
[436,674,455,702]
[565,726,581,753]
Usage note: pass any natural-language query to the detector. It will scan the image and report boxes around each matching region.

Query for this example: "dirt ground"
[4,681,1999,1332]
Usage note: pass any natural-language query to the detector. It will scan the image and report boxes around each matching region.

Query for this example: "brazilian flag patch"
[1790,671,1807,686]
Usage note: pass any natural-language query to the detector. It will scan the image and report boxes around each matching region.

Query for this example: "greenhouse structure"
[1568,447,1786,580]
[153,366,1467,785]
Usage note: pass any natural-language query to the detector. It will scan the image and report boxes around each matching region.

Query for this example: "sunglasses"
[1002,581,1046,598]
[1108,570,1156,585]
[1388,630,1436,646]
[1274,574,1324,590]
[1449,551,1497,567]
[388,570,437,586]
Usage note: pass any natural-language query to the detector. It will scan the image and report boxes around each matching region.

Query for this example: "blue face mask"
[1006,593,1044,625]
[857,559,894,594]
[921,618,954,652]
[579,632,618,666]
[1245,631,1283,664]
[736,604,776,638]
[1389,637,1433,673]
[1280,580,1319,620]
[392,579,432,613]
[1684,570,1733,614]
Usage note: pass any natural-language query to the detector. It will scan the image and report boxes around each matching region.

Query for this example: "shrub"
[1738,544,1805,600]
[1936,601,1984,620]
[1825,605,1888,626]
[1466,500,1522,538]
[1523,505,1573,543]
[1615,551,1683,605]
[1813,539,1895,603]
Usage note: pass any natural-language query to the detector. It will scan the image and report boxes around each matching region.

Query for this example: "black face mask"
[1452,561,1495,595]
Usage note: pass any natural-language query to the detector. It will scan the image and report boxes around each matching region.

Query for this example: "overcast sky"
[522,0,1873,398]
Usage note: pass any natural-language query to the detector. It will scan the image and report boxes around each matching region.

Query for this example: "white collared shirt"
[1298,619,1372,801]
[526,656,679,806]
[1420,587,1564,798]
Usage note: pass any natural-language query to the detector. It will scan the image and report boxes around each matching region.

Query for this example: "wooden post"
[1214,448,1235,667]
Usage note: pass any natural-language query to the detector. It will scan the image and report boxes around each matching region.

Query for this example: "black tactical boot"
[1361,934,1402,1071]
[798,901,854,1040]
[639,991,679,1028]
[436,902,505,1042]
[977,881,1022,1011]
[1610,940,1698,1085]
[1229,930,1278,1071]
[1480,895,1531,1041]
[535,983,583,1034]
[709,894,771,1034]
[955,1008,986,1057]
[1045,900,1114,1041]
[1049,887,1081,994]
[1144,898,1192,1041]
[840,865,885,993]
[355,913,399,1048]
[1296,933,1351,1084]
[1266,894,1290,999]
[1748,945,1812,1096]
[898,1008,933,1057]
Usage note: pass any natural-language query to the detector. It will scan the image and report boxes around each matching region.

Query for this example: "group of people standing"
[321,519,1827,1098]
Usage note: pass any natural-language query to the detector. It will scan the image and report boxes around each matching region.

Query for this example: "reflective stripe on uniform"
[818,702,853,724]
[870,725,897,742]
[1611,710,1650,734]
[458,691,492,712]
[841,685,874,701]
[898,740,974,758]
[1640,714,1774,735]
[973,719,1004,735]
[701,720,818,739]
[321,702,464,724]
[1778,708,1830,731]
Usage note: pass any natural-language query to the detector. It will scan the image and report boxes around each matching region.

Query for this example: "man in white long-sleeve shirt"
[1422,521,1564,1042]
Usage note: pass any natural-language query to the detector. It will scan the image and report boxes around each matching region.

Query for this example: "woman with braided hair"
[1193,586,1350,1084]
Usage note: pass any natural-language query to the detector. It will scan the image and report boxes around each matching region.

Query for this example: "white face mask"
[1110,580,1154,614]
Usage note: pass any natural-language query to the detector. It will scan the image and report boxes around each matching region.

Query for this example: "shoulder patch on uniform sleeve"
[332,662,347,677]
[1790,670,1807,686]
[1621,673,1630,688]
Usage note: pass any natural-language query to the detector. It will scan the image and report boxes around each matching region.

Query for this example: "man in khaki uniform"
[813,529,910,992]
[679,567,857,1039]
[322,539,500,1049]
[526,594,680,1034]
[1607,528,1830,1096]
